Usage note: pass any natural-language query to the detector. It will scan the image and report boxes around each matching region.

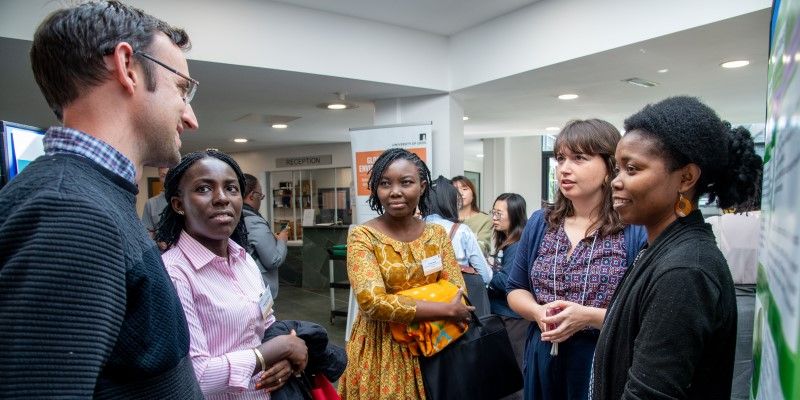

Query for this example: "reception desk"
[299,225,350,289]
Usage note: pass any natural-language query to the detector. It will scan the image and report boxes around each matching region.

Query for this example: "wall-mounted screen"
[1,121,45,187]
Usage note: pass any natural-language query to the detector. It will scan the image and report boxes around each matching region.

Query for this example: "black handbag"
[419,296,524,400]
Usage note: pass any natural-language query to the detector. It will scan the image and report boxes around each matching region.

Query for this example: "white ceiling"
[457,9,770,139]
[270,0,541,36]
[0,8,770,158]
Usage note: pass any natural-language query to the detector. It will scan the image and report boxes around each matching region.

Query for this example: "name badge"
[258,290,274,320]
[421,255,443,276]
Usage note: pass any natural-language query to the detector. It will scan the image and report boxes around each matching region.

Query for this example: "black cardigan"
[591,211,737,400]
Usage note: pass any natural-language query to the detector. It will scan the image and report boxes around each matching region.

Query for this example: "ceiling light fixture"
[657,68,669,73]
[463,116,470,121]
[622,77,659,88]
[558,93,579,100]
[272,123,288,129]
[233,138,248,143]
[317,92,358,110]
[720,60,750,69]
[545,127,560,131]
[476,154,484,158]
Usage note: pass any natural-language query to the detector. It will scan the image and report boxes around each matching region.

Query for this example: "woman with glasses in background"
[506,120,647,400]
[487,193,528,400]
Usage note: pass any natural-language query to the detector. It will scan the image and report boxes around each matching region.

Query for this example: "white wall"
[448,0,771,89]
[374,94,464,178]
[481,136,541,214]
[2,0,768,92]
[0,0,450,91]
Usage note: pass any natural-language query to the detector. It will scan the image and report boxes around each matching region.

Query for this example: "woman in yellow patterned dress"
[338,148,474,400]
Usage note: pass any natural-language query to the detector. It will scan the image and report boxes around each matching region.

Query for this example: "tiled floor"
[273,282,349,348]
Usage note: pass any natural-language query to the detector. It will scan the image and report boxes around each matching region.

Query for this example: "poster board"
[752,0,800,398]
[349,122,433,224]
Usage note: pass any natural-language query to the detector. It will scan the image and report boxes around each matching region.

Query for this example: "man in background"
[243,173,289,299]
[142,166,169,237]
[0,1,202,398]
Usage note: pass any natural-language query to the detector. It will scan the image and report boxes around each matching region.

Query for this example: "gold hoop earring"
[675,193,693,217]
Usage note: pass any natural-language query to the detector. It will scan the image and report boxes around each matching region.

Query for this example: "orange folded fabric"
[390,280,469,357]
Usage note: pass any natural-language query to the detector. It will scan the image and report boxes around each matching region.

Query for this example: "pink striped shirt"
[163,231,275,399]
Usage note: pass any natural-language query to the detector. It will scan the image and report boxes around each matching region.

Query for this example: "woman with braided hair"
[156,150,308,399]
[338,148,473,399]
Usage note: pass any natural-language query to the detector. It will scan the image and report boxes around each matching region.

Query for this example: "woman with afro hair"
[591,96,762,400]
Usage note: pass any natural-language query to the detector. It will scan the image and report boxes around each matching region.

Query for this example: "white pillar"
[374,94,464,179]
[482,136,542,214]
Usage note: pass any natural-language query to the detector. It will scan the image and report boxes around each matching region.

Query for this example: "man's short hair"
[243,173,259,197]
[30,1,191,119]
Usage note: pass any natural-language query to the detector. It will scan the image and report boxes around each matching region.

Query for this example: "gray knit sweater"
[0,154,202,399]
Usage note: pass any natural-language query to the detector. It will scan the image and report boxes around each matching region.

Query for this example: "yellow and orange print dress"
[338,223,465,400]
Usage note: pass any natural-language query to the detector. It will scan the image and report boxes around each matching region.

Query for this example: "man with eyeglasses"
[242,174,289,299]
[0,1,202,398]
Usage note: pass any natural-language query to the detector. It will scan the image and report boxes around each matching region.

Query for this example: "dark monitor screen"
[1,121,46,187]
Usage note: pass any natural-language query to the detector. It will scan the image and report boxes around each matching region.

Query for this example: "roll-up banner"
[343,122,433,341]
[753,0,800,398]
[349,122,433,224]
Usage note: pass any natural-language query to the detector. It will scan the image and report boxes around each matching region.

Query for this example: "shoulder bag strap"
[448,222,460,241]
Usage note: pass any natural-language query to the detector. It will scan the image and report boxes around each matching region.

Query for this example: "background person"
[486,193,528,400]
[424,175,493,317]
[453,175,493,255]
[142,166,170,237]
[507,119,646,400]
[156,150,309,398]
[243,173,289,299]
[704,125,762,400]
[591,96,761,400]
[338,148,472,400]
[0,1,201,397]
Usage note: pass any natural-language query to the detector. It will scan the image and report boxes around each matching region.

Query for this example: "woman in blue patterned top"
[506,119,647,400]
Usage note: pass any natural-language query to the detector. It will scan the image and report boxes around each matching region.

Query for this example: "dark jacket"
[264,320,347,400]
[591,210,737,400]
[488,241,522,318]
[0,154,201,399]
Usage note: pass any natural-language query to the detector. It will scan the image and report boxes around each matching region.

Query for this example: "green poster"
[753,0,800,399]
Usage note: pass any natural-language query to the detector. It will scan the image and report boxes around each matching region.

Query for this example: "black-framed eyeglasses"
[135,51,199,104]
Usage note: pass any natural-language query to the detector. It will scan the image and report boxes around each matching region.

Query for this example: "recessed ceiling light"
[545,127,560,131]
[558,93,579,100]
[720,60,750,69]
[233,138,248,143]
[657,68,669,73]
[271,123,288,129]
[327,103,347,110]
[476,154,484,158]
[463,116,470,121]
